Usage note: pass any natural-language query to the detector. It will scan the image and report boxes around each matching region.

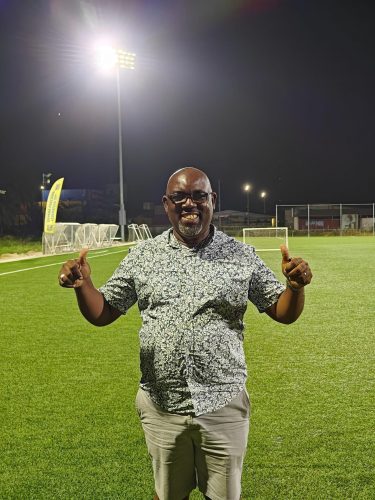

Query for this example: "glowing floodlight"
[94,41,136,74]
[260,191,267,213]
[117,49,136,70]
[95,42,118,72]
[243,183,252,224]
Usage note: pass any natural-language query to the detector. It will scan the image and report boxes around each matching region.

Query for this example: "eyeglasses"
[166,191,213,205]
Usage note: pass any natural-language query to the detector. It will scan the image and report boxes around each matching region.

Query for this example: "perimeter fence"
[276,203,375,236]
[143,204,375,240]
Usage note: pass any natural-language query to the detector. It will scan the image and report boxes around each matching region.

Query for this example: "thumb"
[280,244,290,263]
[78,247,89,266]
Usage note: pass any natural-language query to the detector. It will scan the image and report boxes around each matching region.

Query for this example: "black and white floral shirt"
[99,226,285,416]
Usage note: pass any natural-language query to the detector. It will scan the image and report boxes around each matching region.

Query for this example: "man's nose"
[182,195,197,207]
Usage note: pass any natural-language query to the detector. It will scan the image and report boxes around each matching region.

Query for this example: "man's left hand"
[280,244,312,290]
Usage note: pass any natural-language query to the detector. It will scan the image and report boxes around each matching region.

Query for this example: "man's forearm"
[267,286,305,324]
[74,278,119,326]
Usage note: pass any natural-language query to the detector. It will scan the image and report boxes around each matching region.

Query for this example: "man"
[58,167,312,500]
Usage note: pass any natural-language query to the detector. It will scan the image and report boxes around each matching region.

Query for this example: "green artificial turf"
[0,237,374,499]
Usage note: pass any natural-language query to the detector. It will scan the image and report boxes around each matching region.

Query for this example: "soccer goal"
[242,227,288,251]
[42,222,80,255]
[128,223,153,243]
[42,223,120,255]
[138,224,153,240]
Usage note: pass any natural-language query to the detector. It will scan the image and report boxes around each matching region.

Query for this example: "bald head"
[166,167,212,194]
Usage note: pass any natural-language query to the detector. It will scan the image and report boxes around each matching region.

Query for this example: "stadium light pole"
[260,191,267,214]
[243,183,252,225]
[0,189,5,235]
[40,172,52,228]
[95,43,136,242]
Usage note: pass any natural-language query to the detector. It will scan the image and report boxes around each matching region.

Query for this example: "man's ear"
[162,195,169,214]
[211,192,217,210]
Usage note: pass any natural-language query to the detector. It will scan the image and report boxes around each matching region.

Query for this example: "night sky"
[1,0,374,216]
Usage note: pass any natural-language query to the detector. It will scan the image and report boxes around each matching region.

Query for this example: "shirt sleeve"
[98,251,138,315]
[247,248,286,313]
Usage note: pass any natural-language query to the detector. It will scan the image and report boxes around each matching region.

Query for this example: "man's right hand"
[58,248,91,288]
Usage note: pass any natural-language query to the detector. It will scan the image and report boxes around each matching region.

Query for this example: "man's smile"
[180,212,200,223]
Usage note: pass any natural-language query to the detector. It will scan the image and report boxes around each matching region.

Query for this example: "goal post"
[128,223,153,243]
[242,227,288,251]
[138,224,153,240]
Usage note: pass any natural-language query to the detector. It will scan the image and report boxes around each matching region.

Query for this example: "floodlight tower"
[243,183,252,225]
[40,173,53,226]
[95,42,136,242]
[41,172,52,190]
[260,191,267,214]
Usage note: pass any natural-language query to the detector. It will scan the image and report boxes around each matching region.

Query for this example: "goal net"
[42,223,120,255]
[128,223,153,243]
[242,227,288,251]
[42,222,80,255]
[138,224,153,240]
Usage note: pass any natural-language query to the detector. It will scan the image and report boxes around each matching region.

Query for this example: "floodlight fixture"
[94,41,136,73]
[117,49,136,70]
[94,41,118,72]
[260,191,267,213]
[41,172,53,189]
[243,183,252,224]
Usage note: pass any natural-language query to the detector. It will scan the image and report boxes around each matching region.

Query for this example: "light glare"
[94,42,118,73]
[93,41,136,73]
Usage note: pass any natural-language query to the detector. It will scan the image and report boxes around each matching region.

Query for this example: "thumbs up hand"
[280,244,312,290]
[58,248,91,288]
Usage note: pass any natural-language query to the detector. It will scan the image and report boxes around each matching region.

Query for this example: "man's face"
[162,169,217,245]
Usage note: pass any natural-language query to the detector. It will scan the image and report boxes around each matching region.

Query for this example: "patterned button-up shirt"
[99,226,285,416]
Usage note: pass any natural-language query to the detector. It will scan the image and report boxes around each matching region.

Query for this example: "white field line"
[0,248,129,277]
[0,242,134,263]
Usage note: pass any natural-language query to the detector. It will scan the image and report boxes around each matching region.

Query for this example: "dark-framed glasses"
[166,191,213,205]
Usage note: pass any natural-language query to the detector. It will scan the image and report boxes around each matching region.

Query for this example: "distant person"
[58,167,312,500]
